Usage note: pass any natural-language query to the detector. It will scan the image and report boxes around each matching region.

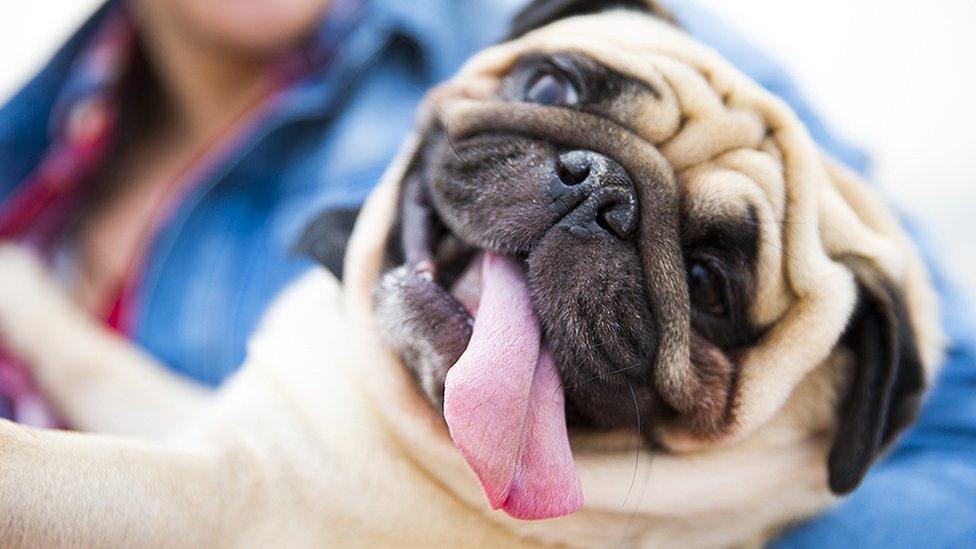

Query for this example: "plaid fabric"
[0,1,363,427]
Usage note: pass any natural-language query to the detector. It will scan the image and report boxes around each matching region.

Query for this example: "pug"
[0,1,943,547]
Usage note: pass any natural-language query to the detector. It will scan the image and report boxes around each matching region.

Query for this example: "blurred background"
[2,0,974,299]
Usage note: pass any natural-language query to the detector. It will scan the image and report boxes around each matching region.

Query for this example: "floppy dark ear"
[827,259,926,494]
[293,206,361,280]
[507,0,675,40]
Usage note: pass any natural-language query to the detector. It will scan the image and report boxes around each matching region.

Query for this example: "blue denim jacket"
[0,0,525,384]
[1,1,973,545]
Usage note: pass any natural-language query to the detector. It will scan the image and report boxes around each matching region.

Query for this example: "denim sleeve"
[663,2,976,546]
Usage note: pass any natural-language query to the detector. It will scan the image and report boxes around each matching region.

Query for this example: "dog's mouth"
[395,163,584,520]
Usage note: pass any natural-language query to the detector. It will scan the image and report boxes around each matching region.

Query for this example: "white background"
[1,0,974,300]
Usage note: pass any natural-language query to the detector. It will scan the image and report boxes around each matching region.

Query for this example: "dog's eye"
[524,70,579,106]
[688,261,727,316]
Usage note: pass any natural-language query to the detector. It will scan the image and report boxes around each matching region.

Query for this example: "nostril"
[595,205,615,234]
[550,151,639,240]
[556,151,591,186]
[596,201,638,239]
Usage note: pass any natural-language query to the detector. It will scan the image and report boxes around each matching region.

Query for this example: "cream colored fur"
[0,9,941,548]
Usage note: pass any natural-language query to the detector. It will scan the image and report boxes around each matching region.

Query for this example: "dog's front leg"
[373,265,473,409]
[0,243,212,439]
[0,419,247,548]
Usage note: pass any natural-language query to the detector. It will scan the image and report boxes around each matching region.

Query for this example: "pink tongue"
[443,252,583,520]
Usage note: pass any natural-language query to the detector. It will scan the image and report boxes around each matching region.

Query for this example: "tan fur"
[0,8,942,548]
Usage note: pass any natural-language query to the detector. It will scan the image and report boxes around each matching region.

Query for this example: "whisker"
[561,362,641,391]
[621,382,641,508]
[437,105,467,162]
[445,130,465,162]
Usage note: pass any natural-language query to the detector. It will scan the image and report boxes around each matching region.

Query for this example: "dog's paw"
[0,241,45,274]
[373,265,473,408]
[0,243,50,307]
[0,242,76,348]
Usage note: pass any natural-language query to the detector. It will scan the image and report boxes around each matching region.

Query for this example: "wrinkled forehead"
[443,10,786,204]
[437,15,782,252]
[432,9,804,327]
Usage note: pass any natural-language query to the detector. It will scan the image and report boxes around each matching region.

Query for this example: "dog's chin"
[389,129,667,435]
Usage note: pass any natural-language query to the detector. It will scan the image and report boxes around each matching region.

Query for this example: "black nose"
[550,150,638,239]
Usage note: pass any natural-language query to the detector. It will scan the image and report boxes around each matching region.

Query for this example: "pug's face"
[415,51,752,433]
[301,0,938,521]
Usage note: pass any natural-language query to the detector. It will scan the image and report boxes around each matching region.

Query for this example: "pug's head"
[299,0,942,522]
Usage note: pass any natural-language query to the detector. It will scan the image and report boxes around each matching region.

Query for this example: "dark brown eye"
[688,261,727,316]
[524,70,579,106]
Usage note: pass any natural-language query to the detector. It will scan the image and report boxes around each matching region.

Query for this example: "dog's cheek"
[424,134,561,253]
[526,224,658,429]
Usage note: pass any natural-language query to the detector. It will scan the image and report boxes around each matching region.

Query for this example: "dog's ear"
[508,0,675,40]
[827,259,926,494]
[293,206,361,280]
